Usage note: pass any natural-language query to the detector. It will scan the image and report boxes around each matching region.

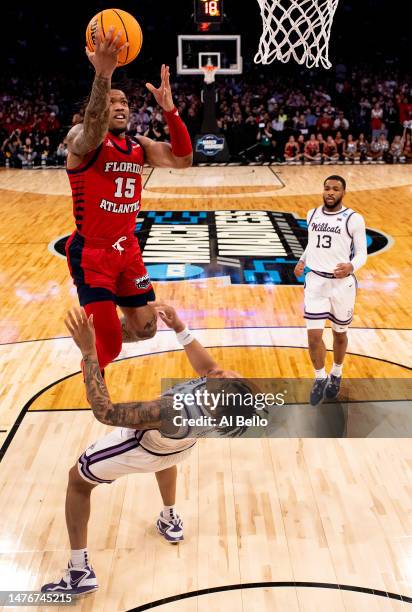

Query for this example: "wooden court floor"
[0,165,411,611]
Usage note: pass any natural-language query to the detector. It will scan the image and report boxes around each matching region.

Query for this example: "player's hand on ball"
[149,301,185,332]
[86,26,129,77]
[294,260,305,277]
[65,307,97,355]
[334,262,354,278]
[145,65,174,112]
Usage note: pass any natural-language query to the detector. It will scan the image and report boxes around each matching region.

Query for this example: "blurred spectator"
[369,137,385,162]
[403,130,412,163]
[304,134,321,162]
[17,137,37,167]
[371,103,384,139]
[378,133,390,159]
[323,135,339,162]
[334,131,346,160]
[345,134,358,162]
[296,134,306,159]
[316,112,334,136]
[144,120,164,141]
[316,133,325,156]
[256,121,276,161]
[284,135,300,162]
[304,107,317,131]
[56,141,68,166]
[357,133,369,162]
[399,97,412,126]
[333,111,349,133]
[388,135,405,163]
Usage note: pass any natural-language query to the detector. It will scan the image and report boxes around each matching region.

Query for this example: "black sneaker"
[310,378,328,406]
[324,375,342,400]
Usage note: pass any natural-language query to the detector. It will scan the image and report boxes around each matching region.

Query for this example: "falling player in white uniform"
[41,302,260,596]
[294,175,367,405]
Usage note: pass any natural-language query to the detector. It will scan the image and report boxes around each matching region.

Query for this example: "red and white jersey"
[67,132,145,241]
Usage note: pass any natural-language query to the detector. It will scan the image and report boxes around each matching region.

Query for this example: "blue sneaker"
[310,377,328,406]
[156,512,184,544]
[324,375,342,400]
[41,562,98,596]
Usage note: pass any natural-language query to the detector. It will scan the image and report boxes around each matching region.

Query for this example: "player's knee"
[68,465,94,492]
[308,332,323,350]
[333,330,347,344]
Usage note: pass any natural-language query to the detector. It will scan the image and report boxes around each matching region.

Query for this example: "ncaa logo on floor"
[50,210,390,286]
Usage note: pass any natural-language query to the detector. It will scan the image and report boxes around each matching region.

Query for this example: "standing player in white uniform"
[294,175,367,405]
[41,302,258,596]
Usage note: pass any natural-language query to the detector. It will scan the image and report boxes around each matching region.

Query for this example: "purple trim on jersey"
[304,311,353,324]
[86,435,142,465]
[328,313,353,325]
[78,453,113,484]
[304,310,331,317]
[311,270,336,279]
[307,207,319,225]
[321,207,349,216]
[345,211,356,239]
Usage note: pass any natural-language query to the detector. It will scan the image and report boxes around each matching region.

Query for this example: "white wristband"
[176,326,194,346]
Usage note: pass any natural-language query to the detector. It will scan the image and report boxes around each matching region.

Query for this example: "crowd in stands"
[0,66,411,166]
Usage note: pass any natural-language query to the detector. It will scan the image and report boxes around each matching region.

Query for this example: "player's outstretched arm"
[142,64,193,168]
[67,26,128,158]
[149,301,219,376]
[64,307,165,429]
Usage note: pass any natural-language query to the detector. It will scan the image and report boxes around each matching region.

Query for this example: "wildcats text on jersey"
[311,222,342,234]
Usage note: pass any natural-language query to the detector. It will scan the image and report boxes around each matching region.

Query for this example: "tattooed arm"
[82,353,167,428]
[66,25,127,161]
[66,76,111,158]
[64,307,176,431]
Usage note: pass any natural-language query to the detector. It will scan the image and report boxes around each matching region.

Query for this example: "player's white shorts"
[304,271,357,332]
[77,427,196,485]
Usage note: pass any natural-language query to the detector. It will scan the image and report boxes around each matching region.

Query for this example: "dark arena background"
[0,2,411,612]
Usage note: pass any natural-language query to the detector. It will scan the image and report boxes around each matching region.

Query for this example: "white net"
[201,65,218,84]
[254,0,340,69]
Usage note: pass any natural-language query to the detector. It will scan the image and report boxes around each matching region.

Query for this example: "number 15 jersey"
[303,206,367,274]
[67,132,145,241]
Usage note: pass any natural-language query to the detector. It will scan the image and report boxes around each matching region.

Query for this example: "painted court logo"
[51,210,390,286]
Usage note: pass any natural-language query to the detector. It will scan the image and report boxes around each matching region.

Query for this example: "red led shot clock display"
[194,0,223,23]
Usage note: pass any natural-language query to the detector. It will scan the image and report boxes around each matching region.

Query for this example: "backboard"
[177,35,242,75]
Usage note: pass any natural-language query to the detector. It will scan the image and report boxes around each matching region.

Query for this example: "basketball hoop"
[201,64,218,84]
[254,0,340,69]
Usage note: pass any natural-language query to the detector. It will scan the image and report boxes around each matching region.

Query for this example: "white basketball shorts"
[77,427,196,485]
[304,271,357,332]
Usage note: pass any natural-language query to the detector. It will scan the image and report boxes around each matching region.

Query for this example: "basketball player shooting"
[41,302,258,595]
[65,25,193,377]
[294,176,367,406]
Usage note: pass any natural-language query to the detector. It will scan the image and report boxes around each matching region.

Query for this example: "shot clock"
[194,0,224,23]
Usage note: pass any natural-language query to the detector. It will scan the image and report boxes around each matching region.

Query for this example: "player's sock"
[315,367,327,379]
[71,548,89,569]
[162,505,177,520]
[331,363,343,377]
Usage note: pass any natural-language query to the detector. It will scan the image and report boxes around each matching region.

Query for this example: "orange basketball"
[86,9,143,67]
